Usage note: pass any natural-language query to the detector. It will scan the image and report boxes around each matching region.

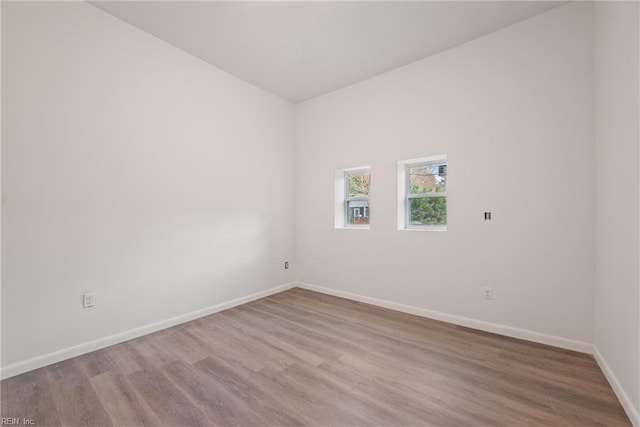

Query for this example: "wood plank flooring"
[1,288,631,426]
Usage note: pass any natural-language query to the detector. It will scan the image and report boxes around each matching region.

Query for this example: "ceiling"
[91,1,566,103]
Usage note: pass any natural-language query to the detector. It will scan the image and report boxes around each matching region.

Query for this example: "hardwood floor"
[1,288,631,426]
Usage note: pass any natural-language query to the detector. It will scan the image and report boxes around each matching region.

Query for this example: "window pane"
[408,164,446,195]
[409,197,446,226]
[347,172,370,198]
[347,200,370,225]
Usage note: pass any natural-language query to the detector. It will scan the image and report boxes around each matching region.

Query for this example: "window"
[335,166,371,228]
[346,169,370,226]
[398,155,447,231]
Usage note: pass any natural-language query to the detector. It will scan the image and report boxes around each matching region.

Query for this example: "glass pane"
[409,197,446,226]
[408,163,446,195]
[347,172,371,198]
[347,200,370,225]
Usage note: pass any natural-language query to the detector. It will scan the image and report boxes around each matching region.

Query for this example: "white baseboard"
[0,282,296,380]
[295,282,593,354]
[593,346,640,427]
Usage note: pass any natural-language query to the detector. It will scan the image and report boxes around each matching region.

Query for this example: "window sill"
[400,226,447,232]
[335,225,370,230]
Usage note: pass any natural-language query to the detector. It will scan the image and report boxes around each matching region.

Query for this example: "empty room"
[1,1,639,425]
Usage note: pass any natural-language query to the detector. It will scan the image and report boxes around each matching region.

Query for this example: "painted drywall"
[593,1,640,422]
[295,2,595,344]
[1,2,295,369]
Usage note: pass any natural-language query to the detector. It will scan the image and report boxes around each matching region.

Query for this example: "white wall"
[593,2,640,422]
[295,3,595,346]
[3,5,638,421]
[1,2,295,370]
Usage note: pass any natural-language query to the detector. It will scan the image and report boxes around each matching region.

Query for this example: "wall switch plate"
[484,212,492,220]
[83,292,96,308]
[284,261,290,269]
[483,287,494,300]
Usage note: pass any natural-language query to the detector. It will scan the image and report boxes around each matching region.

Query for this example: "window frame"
[398,155,447,232]
[344,168,371,229]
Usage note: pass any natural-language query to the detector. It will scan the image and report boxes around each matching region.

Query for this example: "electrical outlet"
[483,287,493,300]
[83,292,96,308]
